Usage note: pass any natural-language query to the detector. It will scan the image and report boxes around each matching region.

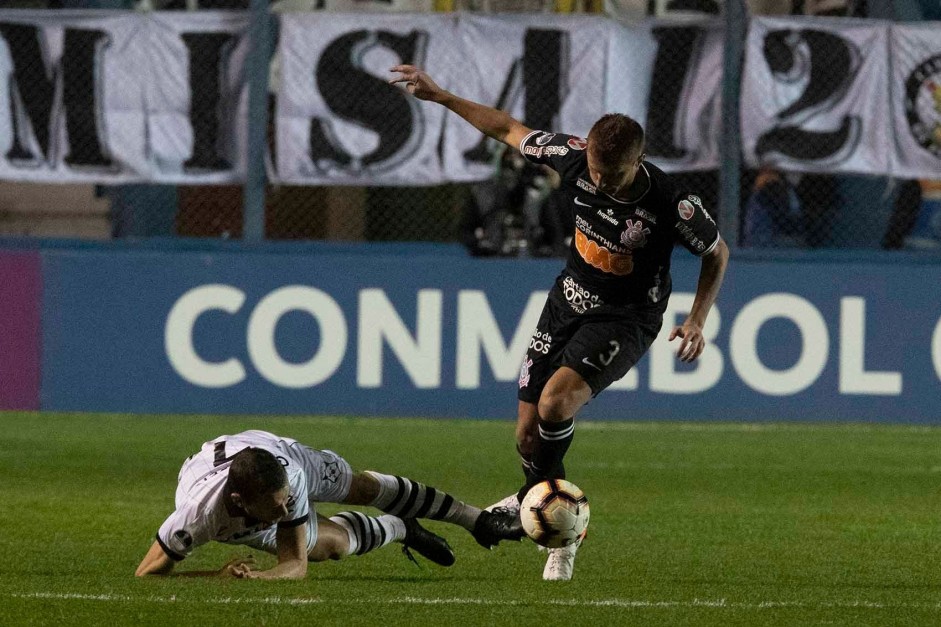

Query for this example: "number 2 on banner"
[755,29,863,166]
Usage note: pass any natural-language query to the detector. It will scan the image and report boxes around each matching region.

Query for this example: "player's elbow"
[706,237,729,267]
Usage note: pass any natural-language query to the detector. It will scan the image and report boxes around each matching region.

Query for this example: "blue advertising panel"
[40,247,941,422]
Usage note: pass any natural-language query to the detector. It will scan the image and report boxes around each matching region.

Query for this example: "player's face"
[586,147,645,198]
[241,485,291,525]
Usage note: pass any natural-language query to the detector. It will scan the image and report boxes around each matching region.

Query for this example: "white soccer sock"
[329,512,404,556]
[365,471,481,531]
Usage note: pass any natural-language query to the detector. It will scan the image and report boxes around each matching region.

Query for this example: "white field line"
[9,592,941,611]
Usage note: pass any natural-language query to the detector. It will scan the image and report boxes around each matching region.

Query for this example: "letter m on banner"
[0,20,116,171]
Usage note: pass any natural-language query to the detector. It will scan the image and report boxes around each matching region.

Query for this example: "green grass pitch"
[1,413,940,626]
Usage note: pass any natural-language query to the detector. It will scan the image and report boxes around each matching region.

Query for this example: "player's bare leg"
[532,367,592,582]
[520,366,591,497]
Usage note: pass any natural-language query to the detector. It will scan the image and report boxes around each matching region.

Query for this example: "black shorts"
[517,281,663,404]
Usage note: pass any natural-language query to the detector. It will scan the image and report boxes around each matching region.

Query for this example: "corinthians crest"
[904,54,941,159]
[518,358,533,389]
[620,219,650,250]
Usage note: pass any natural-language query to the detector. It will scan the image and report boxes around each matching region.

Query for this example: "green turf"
[1,413,940,626]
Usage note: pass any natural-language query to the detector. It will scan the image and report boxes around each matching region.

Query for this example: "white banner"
[606,19,723,172]
[0,10,249,184]
[742,17,891,175]
[0,11,936,186]
[275,13,459,185]
[442,14,609,182]
[276,13,609,185]
[890,23,941,180]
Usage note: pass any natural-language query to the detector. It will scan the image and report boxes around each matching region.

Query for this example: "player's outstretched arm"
[669,237,730,363]
[134,540,256,578]
[389,64,532,150]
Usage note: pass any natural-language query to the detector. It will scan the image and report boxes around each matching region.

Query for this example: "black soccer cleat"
[402,518,456,567]
[471,508,526,550]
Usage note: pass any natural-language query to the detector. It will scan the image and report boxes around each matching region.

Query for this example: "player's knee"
[308,536,346,562]
[344,471,380,505]
[537,389,571,422]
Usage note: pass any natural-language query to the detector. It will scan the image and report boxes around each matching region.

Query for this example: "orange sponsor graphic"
[574,229,633,275]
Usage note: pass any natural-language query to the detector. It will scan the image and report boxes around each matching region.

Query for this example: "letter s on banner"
[165,284,246,388]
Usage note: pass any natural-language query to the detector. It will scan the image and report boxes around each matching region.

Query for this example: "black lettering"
[755,29,862,163]
[0,22,56,165]
[310,29,427,172]
[182,32,237,172]
[463,28,567,164]
[645,26,702,160]
[62,28,113,169]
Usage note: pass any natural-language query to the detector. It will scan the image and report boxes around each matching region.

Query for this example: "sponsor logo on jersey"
[535,132,556,146]
[577,178,596,194]
[523,144,568,158]
[678,199,696,221]
[634,207,657,224]
[597,209,618,226]
[574,229,634,275]
[518,357,533,389]
[903,54,941,158]
[573,196,591,207]
[562,276,602,313]
[567,137,588,150]
[528,330,552,355]
[523,145,543,157]
[620,219,650,250]
[675,222,707,252]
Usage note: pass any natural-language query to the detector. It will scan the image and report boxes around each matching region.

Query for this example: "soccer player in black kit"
[390,64,730,580]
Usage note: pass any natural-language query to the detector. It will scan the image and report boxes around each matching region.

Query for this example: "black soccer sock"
[329,512,403,557]
[531,416,574,481]
[517,443,537,484]
[365,471,481,531]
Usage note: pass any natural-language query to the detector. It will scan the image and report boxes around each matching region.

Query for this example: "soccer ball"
[520,479,590,548]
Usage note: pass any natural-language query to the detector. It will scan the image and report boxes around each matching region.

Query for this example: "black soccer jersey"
[519,130,720,311]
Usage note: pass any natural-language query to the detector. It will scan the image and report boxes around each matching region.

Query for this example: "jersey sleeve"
[671,191,720,256]
[156,506,212,561]
[278,464,311,530]
[518,130,586,181]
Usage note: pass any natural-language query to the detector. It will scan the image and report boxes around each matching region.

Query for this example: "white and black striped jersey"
[155,430,312,561]
[519,130,720,310]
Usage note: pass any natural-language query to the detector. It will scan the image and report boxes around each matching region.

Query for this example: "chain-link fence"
[0,2,938,252]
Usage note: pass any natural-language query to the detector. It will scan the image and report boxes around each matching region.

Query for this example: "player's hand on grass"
[389,65,446,102]
[219,555,256,578]
[669,320,705,363]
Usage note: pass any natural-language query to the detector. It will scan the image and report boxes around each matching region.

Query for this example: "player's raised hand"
[669,320,705,363]
[389,65,446,102]
[219,555,256,578]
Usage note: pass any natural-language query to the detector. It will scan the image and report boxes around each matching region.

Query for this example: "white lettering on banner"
[165,284,246,388]
[649,293,723,394]
[730,293,829,396]
[165,285,913,398]
[455,291,547,389]
[247,286,346,389]
[839,297,902,395]
[933,315,941,382]
[357,289,442,389]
